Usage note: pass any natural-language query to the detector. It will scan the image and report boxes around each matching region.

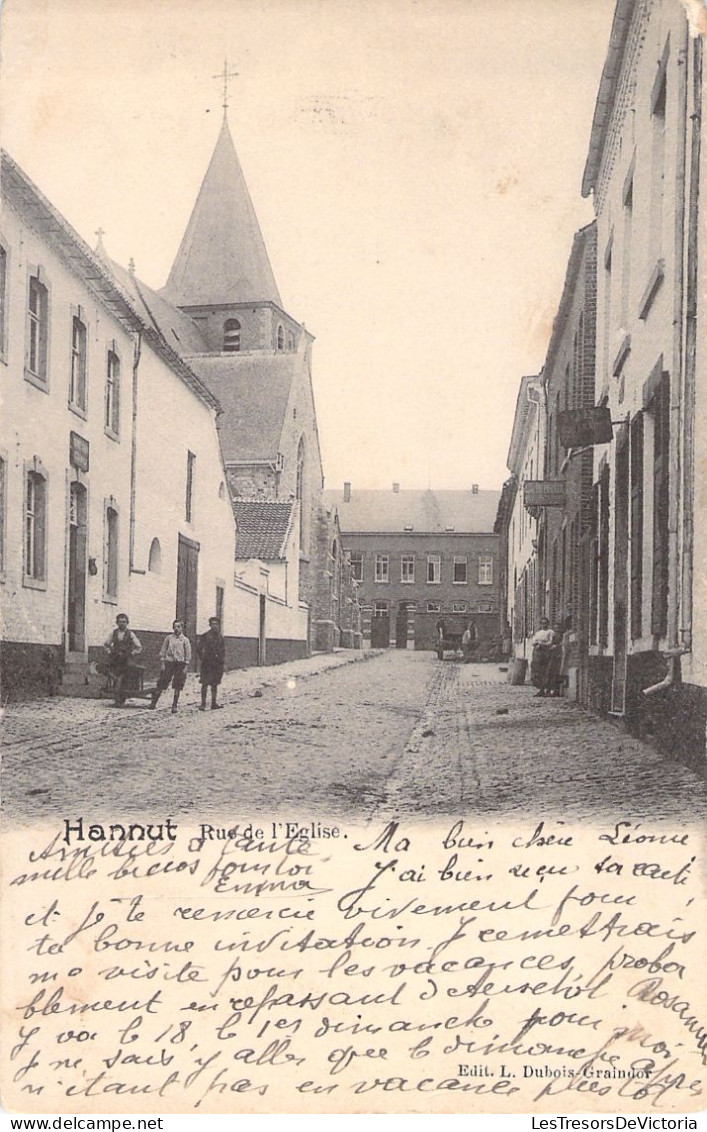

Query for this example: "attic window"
[224,319,241,353]
[171,328,181,344]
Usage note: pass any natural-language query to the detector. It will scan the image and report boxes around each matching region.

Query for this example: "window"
[621,173,633,328]
[401,554,415,584]
[27,274,48,383]
[0,455,6,573]
[589,480,600,646]
[478,601,494,614]
[277,325,285,351]
[650,375,670,637]
[375,554,389,583]
[603,237,613,387]
[649,48,667,264]
[186,451,196,522]
[453,555,468,584]
[105,349,120,436]
[630,413,644,639]
[223,319,241,352]
[427,554,441,584]
[478,556,494,585]
[70,316,87,411]
[24,467,47,585]
[0,243,7,360]
[296,438,308,552]
[452,602,467,613]
[426,601,441,613]
[215,584,225,624]
[374,601,388,617]
[104,502,119,601]
[598,465,610,648]
[350,551,363,581]
[148,537,162,573]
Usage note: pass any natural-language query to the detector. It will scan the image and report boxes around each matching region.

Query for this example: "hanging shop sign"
[557,406,613,449]
[523,480,566,510]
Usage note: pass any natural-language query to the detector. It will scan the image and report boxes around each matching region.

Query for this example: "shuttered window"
[651,375,670,637]
[598,465,610,648]
[630,413,644,639]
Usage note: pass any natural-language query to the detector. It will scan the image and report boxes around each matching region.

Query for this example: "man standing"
[197,616,226,710]
[461,619,478,664]
[150,620,192,713]
[103,613,142,706]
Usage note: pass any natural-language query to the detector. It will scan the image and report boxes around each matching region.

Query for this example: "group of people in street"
[102,614,225,711]
[530,616,571,697]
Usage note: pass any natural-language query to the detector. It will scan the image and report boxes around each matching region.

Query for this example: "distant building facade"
[538,222,597,701]
[501,377,544,666]
[324,485,501,650]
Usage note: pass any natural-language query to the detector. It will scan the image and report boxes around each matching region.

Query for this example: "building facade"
[496,0,706,768]
[502,377,545,666]
[538,222,597,702]
[582,0,705,761]
[324,485,501,650]
[0,147,311,695]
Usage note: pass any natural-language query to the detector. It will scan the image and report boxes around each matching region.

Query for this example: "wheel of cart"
[99,664,157,705]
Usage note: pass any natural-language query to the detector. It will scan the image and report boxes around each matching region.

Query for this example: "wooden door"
[176,534,200,663]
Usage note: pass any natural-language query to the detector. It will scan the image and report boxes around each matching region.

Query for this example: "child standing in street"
[150,620,192,713]
[103,613,142,706]
[197,616,226,710]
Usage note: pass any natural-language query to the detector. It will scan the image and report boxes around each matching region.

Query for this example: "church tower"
[161,114,301,356]
[160,106,331,648]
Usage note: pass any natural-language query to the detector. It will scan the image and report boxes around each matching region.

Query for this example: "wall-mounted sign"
[523,480,565,509]
[558,406,613,449]
[69,431,90,472]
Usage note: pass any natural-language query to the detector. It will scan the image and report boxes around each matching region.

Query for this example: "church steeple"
[163,114,282,309]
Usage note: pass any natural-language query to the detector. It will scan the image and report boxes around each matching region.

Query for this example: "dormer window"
[223,319,241,353]
[277,324,285,351]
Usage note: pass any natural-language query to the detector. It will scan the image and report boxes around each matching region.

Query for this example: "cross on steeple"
[213,60,239,114]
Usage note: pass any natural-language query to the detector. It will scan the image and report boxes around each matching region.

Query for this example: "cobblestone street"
[2,649,706,826]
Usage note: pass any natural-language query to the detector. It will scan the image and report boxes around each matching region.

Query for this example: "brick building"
[537,222,597,702]
[324,485,501,650]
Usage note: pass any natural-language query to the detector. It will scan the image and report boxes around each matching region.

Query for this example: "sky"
[0,0,616,493]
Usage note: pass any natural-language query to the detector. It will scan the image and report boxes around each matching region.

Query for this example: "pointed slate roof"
[163,115,282,309]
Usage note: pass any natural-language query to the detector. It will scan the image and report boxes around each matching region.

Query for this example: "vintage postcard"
[1,0,706,1121]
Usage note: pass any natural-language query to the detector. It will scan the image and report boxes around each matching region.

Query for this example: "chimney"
[343,482,351,502]
[392,482,400,493]
[471,484,479,494]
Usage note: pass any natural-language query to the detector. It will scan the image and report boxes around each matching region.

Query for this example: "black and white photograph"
[1,0,706,1121]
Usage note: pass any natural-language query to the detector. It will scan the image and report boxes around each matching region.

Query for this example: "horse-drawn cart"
[435,616,467,661]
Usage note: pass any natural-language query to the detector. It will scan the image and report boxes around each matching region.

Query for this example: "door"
[370,613,390,648]
[611,438,629,713]
[258,594,267,666]
[395,603,408,648]
[67,482,87,653]
[176,534,200,663]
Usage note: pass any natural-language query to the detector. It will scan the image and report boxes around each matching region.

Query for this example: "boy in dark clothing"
[103,613,142,705]
[197,617,226,710]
